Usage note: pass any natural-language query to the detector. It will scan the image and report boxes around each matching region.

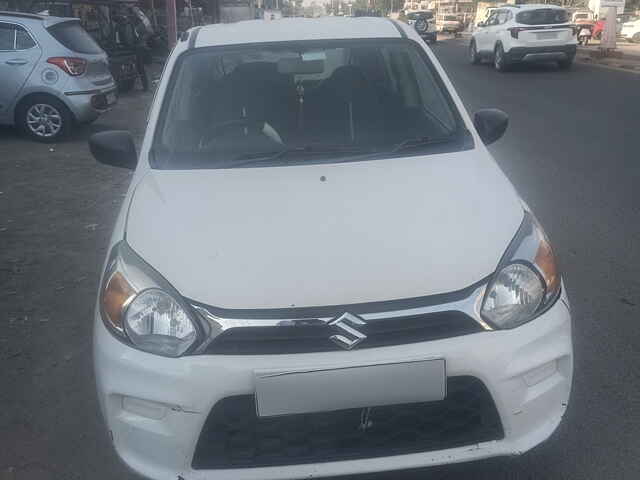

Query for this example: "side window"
[497,12,509,24]
[0,22,16,50]
[16,26,37,50]
[486,13,499,26]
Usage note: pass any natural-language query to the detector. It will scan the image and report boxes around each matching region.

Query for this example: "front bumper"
[64,84,118,123]
[94,292,573,480]
[505,45,577,63]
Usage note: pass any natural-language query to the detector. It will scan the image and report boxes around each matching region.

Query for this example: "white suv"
[470,5,577,71]
[620,16,640,43]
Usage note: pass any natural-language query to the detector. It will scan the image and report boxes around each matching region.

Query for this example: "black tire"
[633,33,640,43]
[118,78,136,93]
[469,40,480,65]
[16,94,73,143]
[493,43,509,72]
[558,56,574,70]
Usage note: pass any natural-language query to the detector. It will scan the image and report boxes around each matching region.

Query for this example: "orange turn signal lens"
[535,236,560,299]
[102,272,135,330]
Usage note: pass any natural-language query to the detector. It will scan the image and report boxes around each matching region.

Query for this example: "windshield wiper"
[230,145,374,168]
[390,135,457,154]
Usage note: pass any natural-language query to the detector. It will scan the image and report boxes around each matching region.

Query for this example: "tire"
[633,33,640,43]
[558,56,574,70]
[493,43,509,72]
[118,78,136,93]
[469,40,480,65]
[16,94,73,143]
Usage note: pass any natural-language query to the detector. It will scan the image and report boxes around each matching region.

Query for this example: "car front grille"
[202,310,483,354]
[191,376,504,469]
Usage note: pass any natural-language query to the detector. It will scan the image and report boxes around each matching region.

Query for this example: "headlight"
[100,242,203,357]
[481,211,561,329]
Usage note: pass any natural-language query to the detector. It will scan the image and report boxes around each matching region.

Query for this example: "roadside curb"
[576,56,640,74]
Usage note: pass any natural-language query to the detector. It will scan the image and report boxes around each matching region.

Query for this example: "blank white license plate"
[106,92,117,105]
[254,358,446,417]
[537,31,558,40]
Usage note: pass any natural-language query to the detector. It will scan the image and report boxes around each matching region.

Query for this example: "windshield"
[47,21,103,54]
[153,40,465,169]
[408,12,433,20]
[517,9,569,25]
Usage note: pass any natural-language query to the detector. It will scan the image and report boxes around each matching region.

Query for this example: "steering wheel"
[198,118,265,150]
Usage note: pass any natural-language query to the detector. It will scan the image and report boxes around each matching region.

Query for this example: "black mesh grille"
[203,311,483,354]
[192,376,503,469]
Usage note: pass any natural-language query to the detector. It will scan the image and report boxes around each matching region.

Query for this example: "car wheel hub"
[27,104,62,138]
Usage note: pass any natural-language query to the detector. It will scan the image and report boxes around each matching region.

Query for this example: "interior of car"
[159,42,458,164]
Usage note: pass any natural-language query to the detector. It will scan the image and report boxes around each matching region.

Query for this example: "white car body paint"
[94,17,573,480]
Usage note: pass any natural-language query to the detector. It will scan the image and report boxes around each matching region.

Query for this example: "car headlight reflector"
[481,212,561,329]
[99,242,202,357]
[124,289,197,357]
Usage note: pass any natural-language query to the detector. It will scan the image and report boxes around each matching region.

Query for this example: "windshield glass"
[408,12,433,20]
[47,21,103,54]
[153,40,465,169]
[517,9,569,25]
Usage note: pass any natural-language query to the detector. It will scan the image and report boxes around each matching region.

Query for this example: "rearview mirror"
[89,131,137,169]
[473,109,508,145]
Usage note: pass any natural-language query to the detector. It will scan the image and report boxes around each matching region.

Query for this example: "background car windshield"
[517,9,569,25]
[154,40,461,168]
[47,21,103,54]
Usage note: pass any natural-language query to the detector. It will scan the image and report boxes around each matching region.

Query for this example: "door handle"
[6,59,28,66]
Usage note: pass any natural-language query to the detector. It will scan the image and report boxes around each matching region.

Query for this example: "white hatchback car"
[90,17,573,480]
[470,5,577,71]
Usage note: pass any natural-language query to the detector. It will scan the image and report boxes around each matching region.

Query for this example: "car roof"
[0,11,79,27]
[0,10,47,23]
[195,17,403,48]
[501,4,565,10]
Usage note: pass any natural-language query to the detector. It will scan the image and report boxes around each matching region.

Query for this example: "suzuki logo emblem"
[329,312,367,350]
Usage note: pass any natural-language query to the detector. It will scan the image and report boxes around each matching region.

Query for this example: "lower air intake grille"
[192,376,503,469]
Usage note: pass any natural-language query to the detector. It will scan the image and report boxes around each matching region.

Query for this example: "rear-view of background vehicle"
[470,5,577,72]
[408,10,437,43]
[0,11,116,141]
[437,14,463,34]
[26,0,153,92]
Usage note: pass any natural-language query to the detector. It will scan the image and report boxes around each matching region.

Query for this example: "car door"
[0,22,41,119]
[476,12,498,52]
[484,10,508,52]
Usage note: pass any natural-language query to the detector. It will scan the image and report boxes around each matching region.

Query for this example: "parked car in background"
[437,14,463,34]
[470,5,577,71]
[620,16,640,42]
[0,11,116,141]
[409,10,437,43]
[90,17,572,480]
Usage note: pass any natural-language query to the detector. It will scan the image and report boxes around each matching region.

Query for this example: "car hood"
[126,152,523,310]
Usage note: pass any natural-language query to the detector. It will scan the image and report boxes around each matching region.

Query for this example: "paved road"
[1,39,639,480]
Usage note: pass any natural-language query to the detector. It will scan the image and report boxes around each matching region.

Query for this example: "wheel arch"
[14,91,76,125]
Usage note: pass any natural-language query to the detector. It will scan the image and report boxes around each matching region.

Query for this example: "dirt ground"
[0,84,152,480]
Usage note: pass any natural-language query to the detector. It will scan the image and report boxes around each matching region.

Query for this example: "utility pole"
[167,0,178,49]
[599,4,617,53]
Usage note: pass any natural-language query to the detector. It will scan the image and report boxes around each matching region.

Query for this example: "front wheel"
[469,40,480,65]
[16,95,73,142]
[494,44,509,72]
[632,32,640,43]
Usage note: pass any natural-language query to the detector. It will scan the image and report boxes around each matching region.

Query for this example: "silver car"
[0,11,117,141]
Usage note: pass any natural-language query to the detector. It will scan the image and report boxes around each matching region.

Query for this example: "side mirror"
[89,131,137,169]
[473,109,508,145]
[477,21,485,27]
